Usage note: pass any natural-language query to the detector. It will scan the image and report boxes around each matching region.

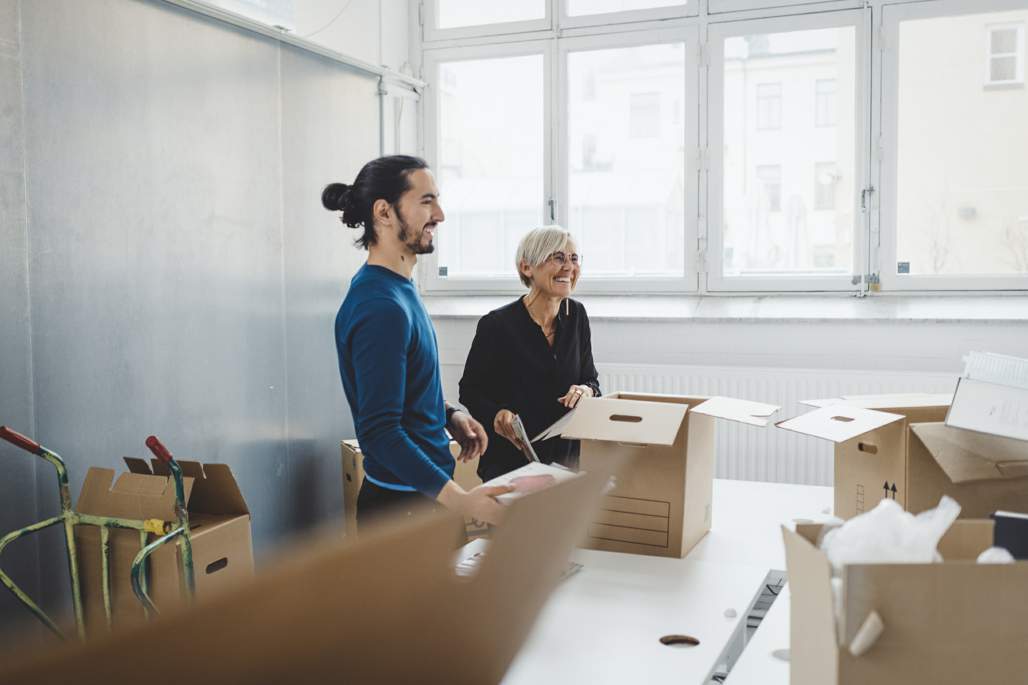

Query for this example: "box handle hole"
[659,634,700,648]
[206,557,229,575]
[609,414,643,423]
[857,442,878,454]
[830,416,855,423]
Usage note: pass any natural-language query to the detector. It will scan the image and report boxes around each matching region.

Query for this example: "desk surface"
[488,478,832,684]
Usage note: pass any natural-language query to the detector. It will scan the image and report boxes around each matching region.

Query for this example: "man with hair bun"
[323,156,512,528]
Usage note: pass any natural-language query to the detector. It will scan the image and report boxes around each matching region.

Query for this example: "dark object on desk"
[992,510,1028,560]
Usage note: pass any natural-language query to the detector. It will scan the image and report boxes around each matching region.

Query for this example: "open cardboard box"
[1,459,616,684]
[777,392,1028,519]
[75,457,253,632]
[535,392,779,558]
[783,519,1028,685]
[341,439,483,537]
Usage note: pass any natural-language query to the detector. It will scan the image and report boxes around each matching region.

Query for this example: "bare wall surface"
[4,0,374,631]
[0,0,40,638]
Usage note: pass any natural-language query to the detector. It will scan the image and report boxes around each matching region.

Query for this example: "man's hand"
[558,384,593,409]
[493,409,523,449]
[448,409,488,462]
[436,481,514,526]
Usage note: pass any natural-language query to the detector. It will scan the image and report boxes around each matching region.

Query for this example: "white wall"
[294,0,411,73]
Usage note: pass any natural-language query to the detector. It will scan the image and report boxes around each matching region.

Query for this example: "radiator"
[441,361,957,486]
[597,363,957,486]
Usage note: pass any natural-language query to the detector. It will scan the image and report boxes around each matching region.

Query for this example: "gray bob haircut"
[515,226,575,288]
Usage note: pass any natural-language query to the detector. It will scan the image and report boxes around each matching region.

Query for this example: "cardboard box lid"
[776,404,905,443]
[77,468,196,521]
[946,377,1028,443]
[690,396,780,427]
[123,457,250,516]
[533,396,688,446]
[800,392,953,410]
[910,422,1028,483]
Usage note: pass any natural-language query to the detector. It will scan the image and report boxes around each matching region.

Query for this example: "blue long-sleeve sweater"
[335,263,453,497]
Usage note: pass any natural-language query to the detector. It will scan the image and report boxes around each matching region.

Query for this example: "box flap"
[782,526,838,684]
[535,396,688,446]
[910,423,1028,484]
[776,405,905,443]
[77,467,194,521]
[946,377,1028,443]
[690,396,780,427]
[800,392,953,410]
[123,457,153,475]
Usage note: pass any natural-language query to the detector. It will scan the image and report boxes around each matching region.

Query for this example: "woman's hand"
[558,384,593,409]
[493,409,523,448]
[448,410,488,462]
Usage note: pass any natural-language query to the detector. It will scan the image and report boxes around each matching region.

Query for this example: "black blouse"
[459,297,601,482]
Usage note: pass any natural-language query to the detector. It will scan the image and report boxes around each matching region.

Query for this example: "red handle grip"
[0,425,42,454]
[145,435,174,463]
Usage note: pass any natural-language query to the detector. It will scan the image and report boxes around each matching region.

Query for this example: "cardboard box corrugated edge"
[783,520,1028,685]
[75,458,253,632]
[341,440,481,537]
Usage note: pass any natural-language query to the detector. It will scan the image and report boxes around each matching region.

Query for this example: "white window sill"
[423,293,1028,323]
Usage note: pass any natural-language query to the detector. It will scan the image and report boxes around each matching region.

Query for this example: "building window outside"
[815,162,838,211]
[987,24,1024,85]
[815,78,837,127]
[756,82,782,130]
[757,165,782,212]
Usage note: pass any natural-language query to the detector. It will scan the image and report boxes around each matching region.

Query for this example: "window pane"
[568,43,686,277]
[567,0,687,18]
[896,11,1028,276]
[436,55,544,278]
[991,27,1018,54]
[990,55,1017,82]
[722,28,857,277]
[437,0,545,29]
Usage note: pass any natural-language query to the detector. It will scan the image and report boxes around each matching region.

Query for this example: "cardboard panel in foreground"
[0,467,613,685]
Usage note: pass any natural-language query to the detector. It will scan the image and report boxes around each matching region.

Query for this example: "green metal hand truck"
[0,426,196,640]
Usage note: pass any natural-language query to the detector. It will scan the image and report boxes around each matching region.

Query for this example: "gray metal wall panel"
[279,46,379,531]
[0,0,40,636]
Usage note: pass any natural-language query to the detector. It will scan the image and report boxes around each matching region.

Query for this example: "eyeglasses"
[546,251,582,267]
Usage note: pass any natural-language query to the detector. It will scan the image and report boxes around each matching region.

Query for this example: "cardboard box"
[1,461,616,684]
[341,439,482,537]
[535,392,779,558]
[778,393,1028,519]
[75,457,253,632]
[783,520,1028,685]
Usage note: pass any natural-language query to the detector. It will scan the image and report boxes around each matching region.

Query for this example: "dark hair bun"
[321,183,351,211]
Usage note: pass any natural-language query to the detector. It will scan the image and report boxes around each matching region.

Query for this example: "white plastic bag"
[820,496,961,573]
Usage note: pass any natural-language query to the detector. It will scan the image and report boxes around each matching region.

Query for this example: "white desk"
[475,478,832,684]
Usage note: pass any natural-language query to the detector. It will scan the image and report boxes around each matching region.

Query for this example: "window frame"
[559,0,697,30]
[706,9,870,292]
[420,40,555,293]
[423,0,553,43]
[985,22,1025,86]
[878,0,1028,291]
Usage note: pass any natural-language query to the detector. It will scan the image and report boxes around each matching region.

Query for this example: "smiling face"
[521,239,581,298]
[391,168,444,255]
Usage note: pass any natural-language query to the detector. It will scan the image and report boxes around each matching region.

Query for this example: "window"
[629,92,661,138]
[756,82,782,130]
[712,17,861,289]
[882,3,1028,289]
[815,78,837,127]
[430,52,545,281]
[757,165,782,212]
[567,40,688,279]
[987,24,1025,85]
[567,0,688,17]
[815,162,838,211]
[435,0,546,30]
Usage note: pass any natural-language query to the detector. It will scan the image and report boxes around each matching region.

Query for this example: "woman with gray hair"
[459,226,601,482]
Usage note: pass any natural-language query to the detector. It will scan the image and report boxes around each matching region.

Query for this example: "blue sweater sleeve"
[346,300,452,498]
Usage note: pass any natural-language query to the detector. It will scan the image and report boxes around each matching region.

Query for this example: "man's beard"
[397,210,435,255]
